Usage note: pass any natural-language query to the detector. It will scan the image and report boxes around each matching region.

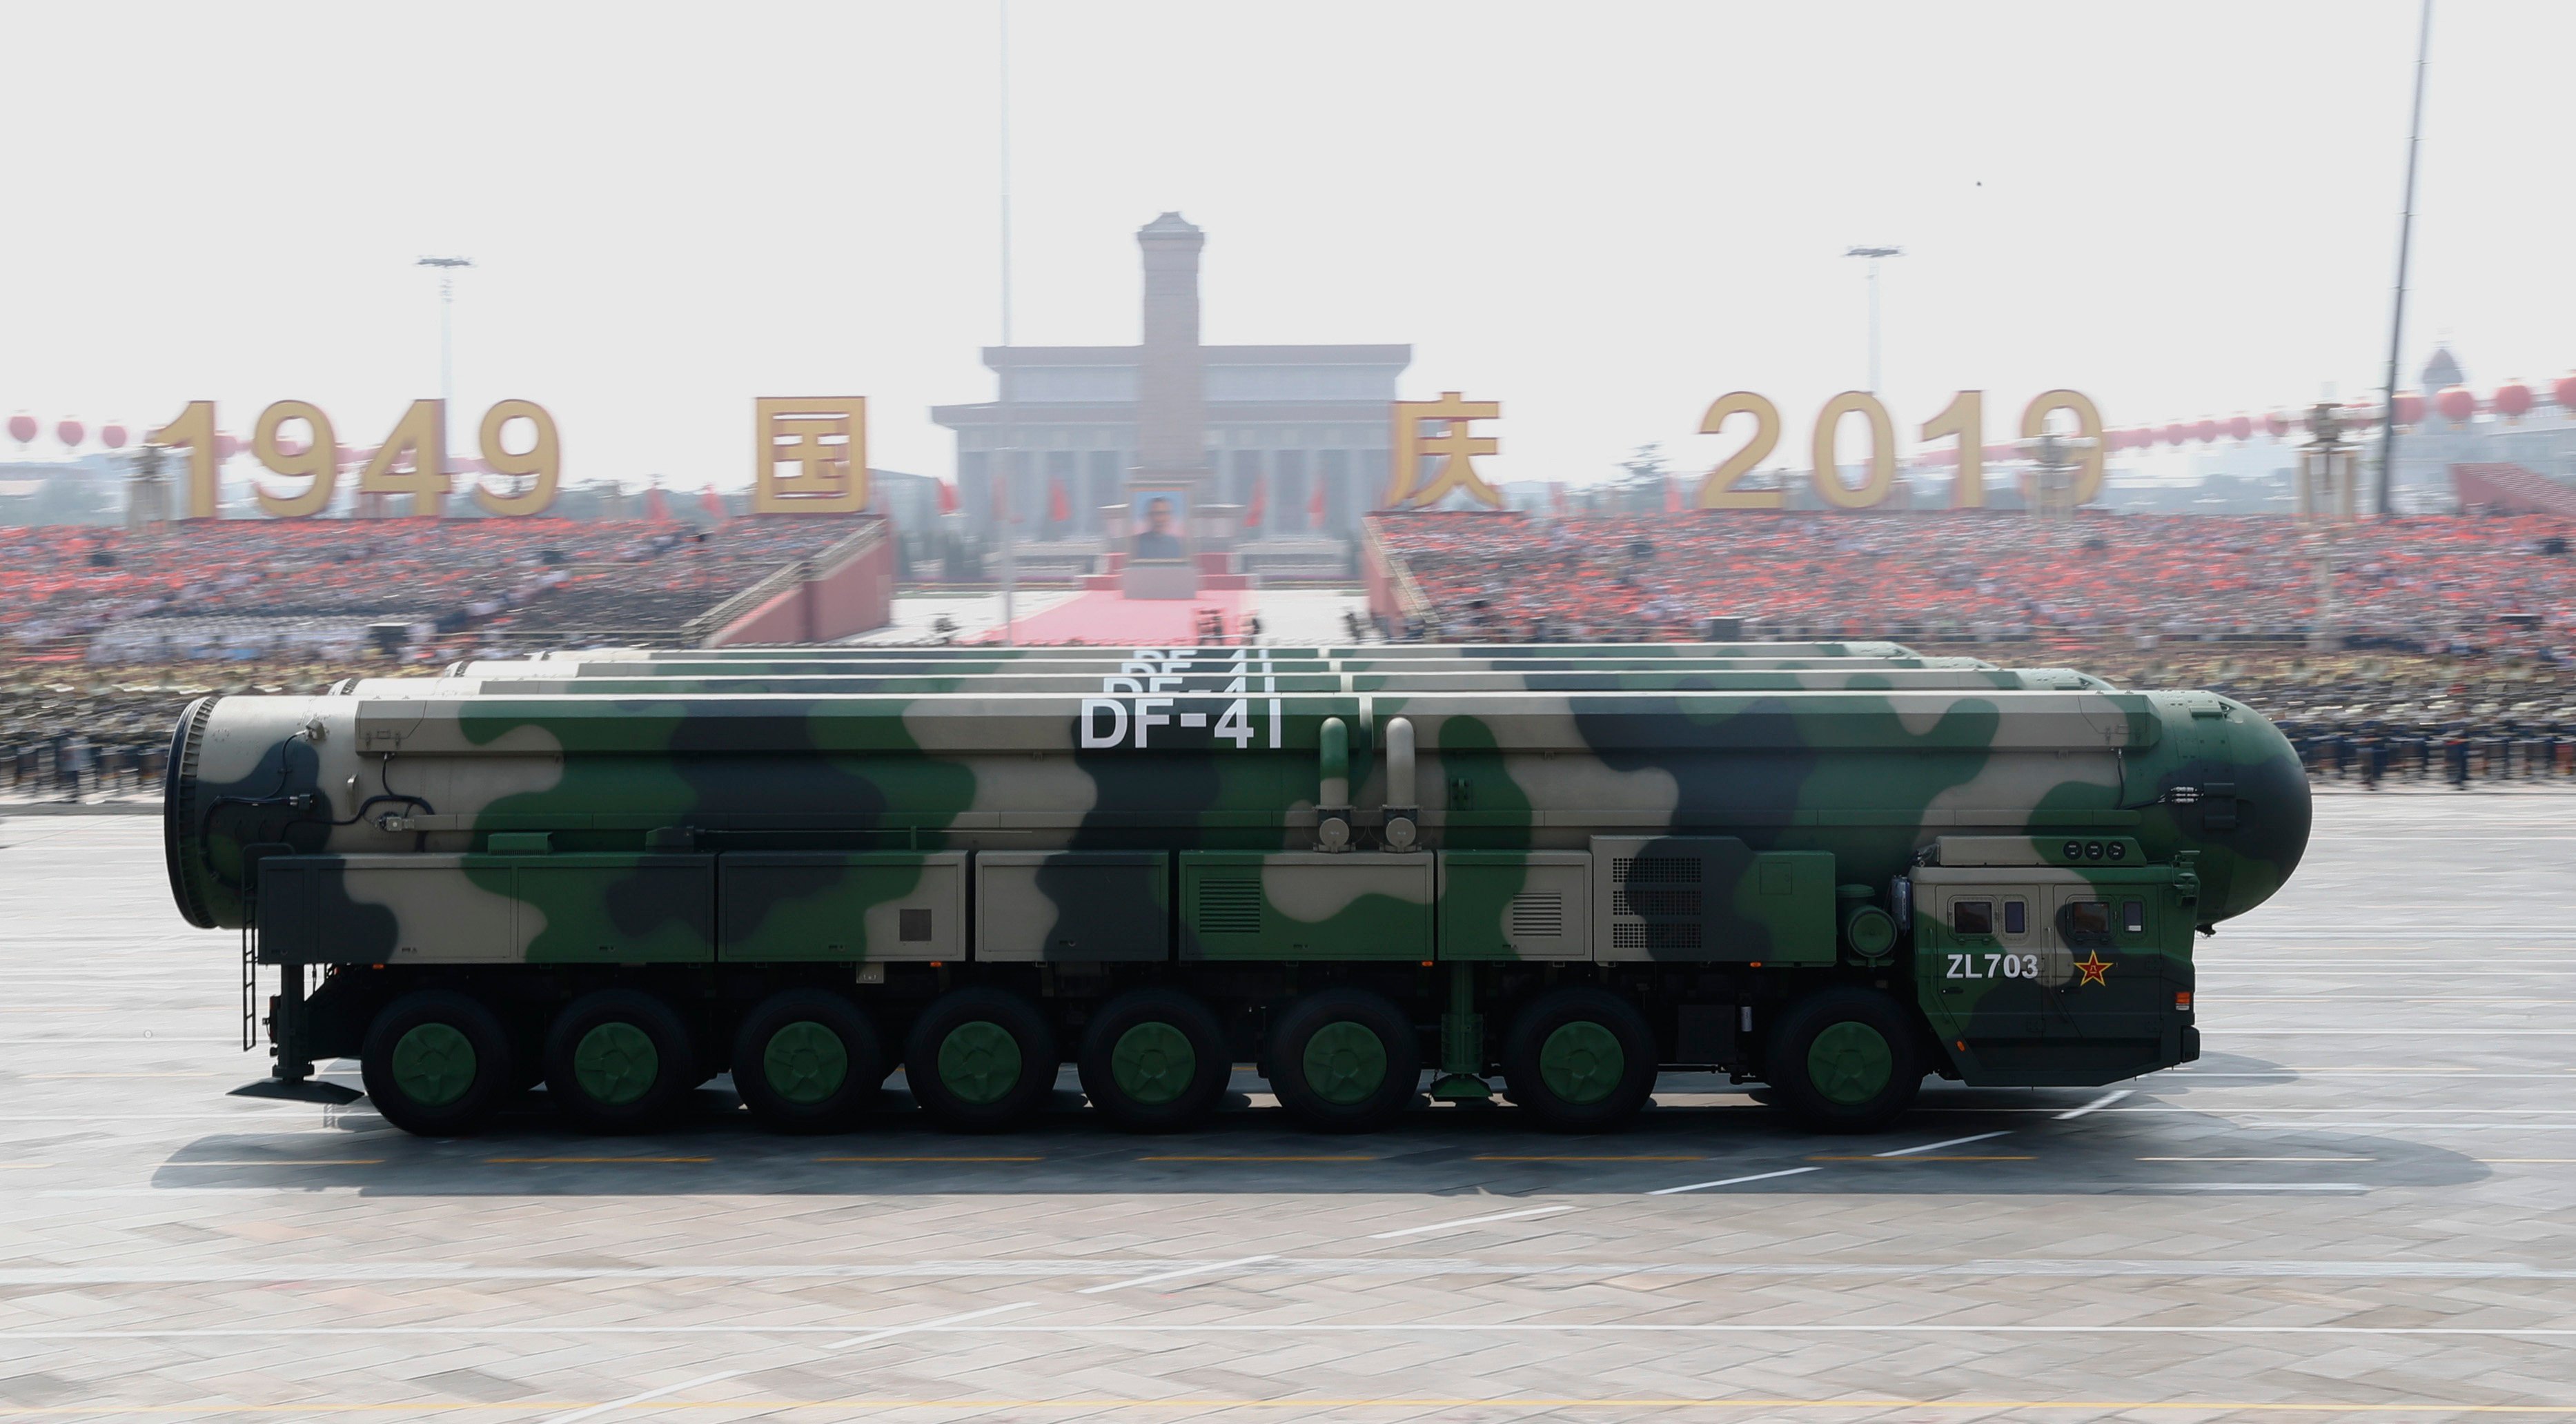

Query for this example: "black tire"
[360,989,515,1137]
[1500,986,1658,1133]
[733,989,885,1134]
[1763,987,1923,1133]
[544,989,696,1132]
[1078,987,1232,1133]
[1265,987,1421,1133]
[903,987,1058,1131]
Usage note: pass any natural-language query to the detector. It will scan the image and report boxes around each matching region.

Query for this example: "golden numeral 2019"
[1696,390,2101,510]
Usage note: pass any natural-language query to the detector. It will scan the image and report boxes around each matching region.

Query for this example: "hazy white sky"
[3,1,2566,490]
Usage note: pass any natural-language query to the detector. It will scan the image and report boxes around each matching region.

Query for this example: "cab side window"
[2059,898,2114,949]
[1953,900,1994,936]
[2122,900,2146,934]
[2003,900,2028,936]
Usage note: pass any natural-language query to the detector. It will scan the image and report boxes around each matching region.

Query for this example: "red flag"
[1308,477,1326,526]
[643,486,671,522]
[1662,477,1682,513]
[1243,474,1267,531]
[699,484,729,523]
[1049,475,1071,524]
[936,479,959,515]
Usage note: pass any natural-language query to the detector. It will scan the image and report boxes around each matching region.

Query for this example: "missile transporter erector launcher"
[164,644,2311,1138]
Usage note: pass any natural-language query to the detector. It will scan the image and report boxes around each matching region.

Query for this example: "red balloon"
[101,422,128,450]
[2225,414,2253,442]
[215,434,242,461]
[2436,384,2477,425]
[2392,391,2425,426]
[6,414,33,444]
[2163,422,2189,446]
[2494,379,2533,422]
[2265,411,2291,438]
[55,419,84,448]
[2555,373,2576,412]
[2192,418,2219,444]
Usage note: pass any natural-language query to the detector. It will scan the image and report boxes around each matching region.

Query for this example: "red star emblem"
[2074,952,2113,987]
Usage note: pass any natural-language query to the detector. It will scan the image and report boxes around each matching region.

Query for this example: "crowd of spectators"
[9,510,2576,800]
[1374,511,2576,656]
[0,516,872,657]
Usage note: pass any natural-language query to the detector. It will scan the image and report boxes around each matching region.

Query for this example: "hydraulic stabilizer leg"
[1430,962,1491,1101]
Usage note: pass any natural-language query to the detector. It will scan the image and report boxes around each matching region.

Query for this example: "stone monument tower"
[1133,212,1208,497]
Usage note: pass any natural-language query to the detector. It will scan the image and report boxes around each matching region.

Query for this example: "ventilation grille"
[1507,891,1565,940]
[1613,887,1702,918]
[1613,856,1701,884]
[1195,880,1264,936]
[1613,921,1704,951]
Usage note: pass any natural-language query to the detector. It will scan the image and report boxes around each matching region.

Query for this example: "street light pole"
[994,0,1017,644]
[2375,0,2435,517]
[416,257,473,488]
[1845,246,1902,393]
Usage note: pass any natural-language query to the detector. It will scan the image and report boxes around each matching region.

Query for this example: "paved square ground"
[0,793,2570,1421]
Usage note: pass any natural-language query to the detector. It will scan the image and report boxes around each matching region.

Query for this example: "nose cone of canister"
[2207,700,2312,922]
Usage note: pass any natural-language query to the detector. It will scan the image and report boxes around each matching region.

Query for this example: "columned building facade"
[932,214,1407,541]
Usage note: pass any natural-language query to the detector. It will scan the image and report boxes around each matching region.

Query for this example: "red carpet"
[970,587,1254,644]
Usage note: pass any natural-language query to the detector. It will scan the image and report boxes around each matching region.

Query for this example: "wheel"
[543,989,696,1132]
[1762,987,1923,1133]
[1265,987,1420,1133]
[903,987,1058,1131]
[1500,986,1657,1133]
[732,989,885,1134]
[1078,987,1231,1133]
[360,989,515,1137]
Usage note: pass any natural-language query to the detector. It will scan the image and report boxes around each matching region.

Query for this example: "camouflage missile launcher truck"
[164,657,2310,1140]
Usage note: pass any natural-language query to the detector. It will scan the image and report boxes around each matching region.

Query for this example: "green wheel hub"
[1537,1020,1624,1105]
[763,1020,849,1106]
[1110,1021,1197,1106]
[1807,1020,1894,1106]
[389,1022,476,1107]
[573,1022,660,1106]
[1301,1020,1388,1106]
[936,1020,1023,1105]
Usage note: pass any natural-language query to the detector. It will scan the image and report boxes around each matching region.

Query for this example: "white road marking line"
[825,1300,1035,1349]
[539,1369,744,1424]
[2237,1121,2576,1131]
[14,1321,2576,1341]
[2056,1090,2131,1120]
[1077,1255,1277,1294]
[1646,1167,1819,1196]
[1368,1205,1573,1239]
[1875,1131,2011,1158]
[6,1258,2571,1287]
[2156,1183,2368,1193]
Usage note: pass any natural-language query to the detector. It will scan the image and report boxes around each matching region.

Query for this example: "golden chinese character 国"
[754,397,869,513]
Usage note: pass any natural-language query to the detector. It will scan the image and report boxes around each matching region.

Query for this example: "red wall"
[707,522,895,646]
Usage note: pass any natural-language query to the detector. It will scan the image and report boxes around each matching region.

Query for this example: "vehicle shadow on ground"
[157,1052,2489,1197]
